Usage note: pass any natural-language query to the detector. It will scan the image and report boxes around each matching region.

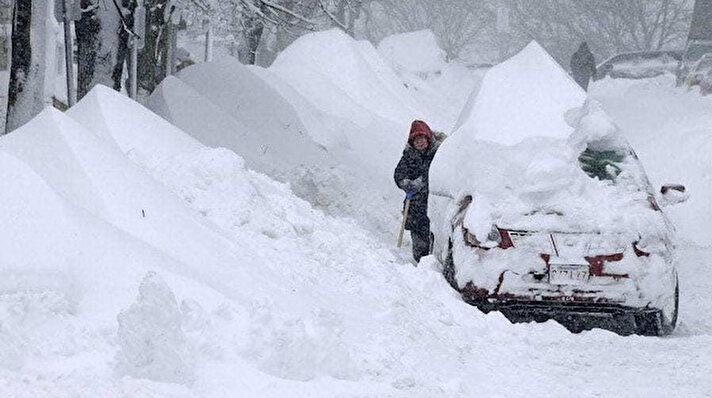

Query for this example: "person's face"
[413,136,428,150]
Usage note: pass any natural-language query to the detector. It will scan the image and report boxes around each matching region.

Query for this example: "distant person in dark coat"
[570,41,597,91]
[394,120,445,263]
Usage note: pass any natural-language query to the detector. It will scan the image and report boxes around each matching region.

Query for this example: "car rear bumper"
[464,296,664,336]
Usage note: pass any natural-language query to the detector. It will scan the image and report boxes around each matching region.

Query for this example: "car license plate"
[548,264,590,285]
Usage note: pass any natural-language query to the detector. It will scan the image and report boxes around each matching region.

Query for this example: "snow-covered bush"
[115,272,195,385]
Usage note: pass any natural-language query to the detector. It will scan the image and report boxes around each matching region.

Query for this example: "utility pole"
[204,19,212,62]
[164,1,182,76]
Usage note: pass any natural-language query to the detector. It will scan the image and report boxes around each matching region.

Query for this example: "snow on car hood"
[430,42,670,245]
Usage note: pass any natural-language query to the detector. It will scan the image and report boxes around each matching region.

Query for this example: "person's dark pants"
[411,225,432,263]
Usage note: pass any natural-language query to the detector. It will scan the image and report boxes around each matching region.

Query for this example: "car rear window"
[578,147,625,181]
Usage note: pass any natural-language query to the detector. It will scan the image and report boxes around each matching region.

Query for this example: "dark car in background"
[595,50,682,80]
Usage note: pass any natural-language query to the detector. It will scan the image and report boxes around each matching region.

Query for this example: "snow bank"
[374,31,484,132]
[66,85,202,162]
[271,29,421,131]
[147,69,401,239]
[246,66,355,154]
[177,59,320,151]
[0,108,241,315]
[147,75,327,178]
[377,30,447,74]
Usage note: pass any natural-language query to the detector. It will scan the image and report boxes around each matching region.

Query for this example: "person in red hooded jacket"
[394,120,445,262]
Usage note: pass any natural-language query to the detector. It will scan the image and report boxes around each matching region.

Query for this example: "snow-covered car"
[430,42,688,336]
[595,50,682,81]
[684,53,712,95]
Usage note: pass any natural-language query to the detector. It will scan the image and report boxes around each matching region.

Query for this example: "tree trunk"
[75,1,101,100]
[91,2,122,91]
[111,7,131,91]
[5,0,49,134]
[75,0,128,100]
[239,2,267,65]
[138,0,169,94]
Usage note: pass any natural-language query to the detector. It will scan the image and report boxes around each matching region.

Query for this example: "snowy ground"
[1,31,711,397]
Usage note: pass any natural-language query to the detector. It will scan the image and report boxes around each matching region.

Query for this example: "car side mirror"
[659,184,689,206]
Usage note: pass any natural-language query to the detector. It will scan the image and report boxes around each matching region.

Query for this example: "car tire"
[634,273,678,336]
[661,275,679,335]
[443,240,458,290]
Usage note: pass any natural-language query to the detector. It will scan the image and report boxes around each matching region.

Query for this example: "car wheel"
[635,273,678,336]
[661,275,679,335]
[443,240,458,290]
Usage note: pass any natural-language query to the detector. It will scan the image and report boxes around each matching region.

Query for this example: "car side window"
[578,147,625,181]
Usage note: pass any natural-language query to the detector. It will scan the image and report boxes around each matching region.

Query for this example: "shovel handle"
[397,199,411,248]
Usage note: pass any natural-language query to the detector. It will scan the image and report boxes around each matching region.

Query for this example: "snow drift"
[149,60,333,177]
[146,62,403,240]
[377,30,447,75]
[271,29,423,129]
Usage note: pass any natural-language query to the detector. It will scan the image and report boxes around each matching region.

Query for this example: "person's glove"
[400,177,425,192]
[405,191,416,200]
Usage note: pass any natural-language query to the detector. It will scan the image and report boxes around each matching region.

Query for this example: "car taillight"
[464,230,479,246]
[585,253,624,276]
[632,241,650,257]
[498,228,513,249]
[463,226,512,250]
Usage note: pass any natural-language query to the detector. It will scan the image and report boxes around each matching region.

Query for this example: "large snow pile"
[453,41,586,144]
[149,59,333,177]
[376,30,485,132]
[146,62,402,240]
[377,30,447,75]
[146,30,483,240]
[270,29,422,132]
[146,74,335,180]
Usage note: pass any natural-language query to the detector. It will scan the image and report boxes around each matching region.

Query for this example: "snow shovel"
[397,194,413,248]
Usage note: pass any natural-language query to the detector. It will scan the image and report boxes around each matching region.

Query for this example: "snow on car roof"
[452,41,586,145]
[430,42,668,241]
